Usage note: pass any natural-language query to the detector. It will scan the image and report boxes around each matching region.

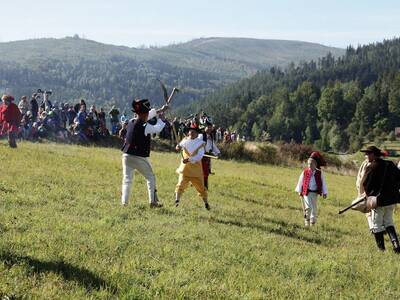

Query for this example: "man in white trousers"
[121,98,168,207]
[356,158,373,231]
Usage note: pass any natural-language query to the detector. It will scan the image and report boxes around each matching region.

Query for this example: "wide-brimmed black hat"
[132,98,151,114]
[360,145,384,156]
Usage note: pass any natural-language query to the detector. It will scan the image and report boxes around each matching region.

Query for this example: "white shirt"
[356,159,370,196]
[198,134,220,155]
[179,138,205,163]
[295,169,328,195]
[144,109,165,136]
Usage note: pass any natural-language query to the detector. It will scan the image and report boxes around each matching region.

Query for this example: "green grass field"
[1,141,400,299]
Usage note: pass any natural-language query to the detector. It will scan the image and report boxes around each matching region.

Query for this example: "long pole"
[299,196,306,219]
[338,198,365,215]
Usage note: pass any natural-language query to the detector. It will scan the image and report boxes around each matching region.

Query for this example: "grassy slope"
[0,141,399,299]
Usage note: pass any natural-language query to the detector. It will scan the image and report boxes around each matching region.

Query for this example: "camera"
[37,89,52,95]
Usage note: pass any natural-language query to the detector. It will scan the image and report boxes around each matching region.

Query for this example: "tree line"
[185,38,400,152]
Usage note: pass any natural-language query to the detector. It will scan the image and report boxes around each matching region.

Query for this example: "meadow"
[1,141,400,299]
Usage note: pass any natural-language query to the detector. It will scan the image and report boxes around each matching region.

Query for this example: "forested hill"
[188,38,400,152]
[0,36,343,110]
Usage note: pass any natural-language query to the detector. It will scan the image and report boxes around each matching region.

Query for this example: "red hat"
[189,123,202,133]
[310,151,327,167]
[1,95,15,102]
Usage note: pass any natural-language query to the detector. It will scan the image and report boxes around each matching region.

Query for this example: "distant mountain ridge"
[0,36,344,109]
[170,37,343,70]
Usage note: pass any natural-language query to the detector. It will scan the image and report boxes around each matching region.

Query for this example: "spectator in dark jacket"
[30,94,39,121]
[109,105,120,135]
[67,106,77,126]
[98,107,106,126]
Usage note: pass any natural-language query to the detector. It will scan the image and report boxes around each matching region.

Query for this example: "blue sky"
[1,0,399,48]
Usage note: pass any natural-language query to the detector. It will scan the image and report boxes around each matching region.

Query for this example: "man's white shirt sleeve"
[144,116,165,135]
[188,147,204,163]
[295,172,304,193]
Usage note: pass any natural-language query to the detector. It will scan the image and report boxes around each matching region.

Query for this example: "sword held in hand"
[158,79,180,105]
[157,80,180,141]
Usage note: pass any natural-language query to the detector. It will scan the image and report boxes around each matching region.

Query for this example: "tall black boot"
[385,226,400,253]
[374,231,385,251]
[8,132,17,148]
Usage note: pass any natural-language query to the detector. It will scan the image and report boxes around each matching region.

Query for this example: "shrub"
[322,153,343,169]
[251,143,279,164]
[219,142,250,160]
[278,143,314,161]
[387,131,396,141]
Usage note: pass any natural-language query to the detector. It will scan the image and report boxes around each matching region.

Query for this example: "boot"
[150,190,163,208]
[150,202,163,208]
[385,226,400,253]
[8,133,17,148]
[203,198,210,210]
[374,231,385,251]
[175,193,181,207]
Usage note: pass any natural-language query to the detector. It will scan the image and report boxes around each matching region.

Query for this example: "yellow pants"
[175,174,208,199]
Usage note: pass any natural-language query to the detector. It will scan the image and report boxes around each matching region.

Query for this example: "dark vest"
[202,133,214,154]
[121,119,151,157]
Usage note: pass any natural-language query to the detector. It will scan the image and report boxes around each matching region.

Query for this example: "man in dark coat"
[362,145,400,252]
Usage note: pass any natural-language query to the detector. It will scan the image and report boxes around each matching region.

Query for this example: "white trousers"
[303,192,318,224]
[366,212,374,231]
[371,204,395,233]
[121,153,156,205]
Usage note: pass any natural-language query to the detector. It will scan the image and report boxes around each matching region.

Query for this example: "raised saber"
[157,80,180,142]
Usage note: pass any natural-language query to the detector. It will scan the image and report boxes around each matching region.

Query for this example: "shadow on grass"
[0,251,117,294]
[224,210,350,240]
[199,215,338,246]
[218,190,300,211]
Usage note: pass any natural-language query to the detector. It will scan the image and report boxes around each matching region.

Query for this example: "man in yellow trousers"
[175,124,210,210]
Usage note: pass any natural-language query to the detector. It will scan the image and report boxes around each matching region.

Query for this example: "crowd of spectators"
[158,112,245,144]
[0,91,129,145]
[1,91,245,148]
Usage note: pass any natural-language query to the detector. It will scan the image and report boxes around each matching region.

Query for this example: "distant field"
[1,141,400,299]
[365,139,400,158]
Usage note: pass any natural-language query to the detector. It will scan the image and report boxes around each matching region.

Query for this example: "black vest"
[121,119,151,157]
[202,133,214,154]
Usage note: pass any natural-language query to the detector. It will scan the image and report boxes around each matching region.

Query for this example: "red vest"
[2,103,21,132]
[302,168,322,196]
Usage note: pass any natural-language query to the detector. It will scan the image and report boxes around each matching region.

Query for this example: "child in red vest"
[295,157,328,226]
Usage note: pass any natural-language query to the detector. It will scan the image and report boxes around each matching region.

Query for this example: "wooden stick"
[203,153,219,159]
